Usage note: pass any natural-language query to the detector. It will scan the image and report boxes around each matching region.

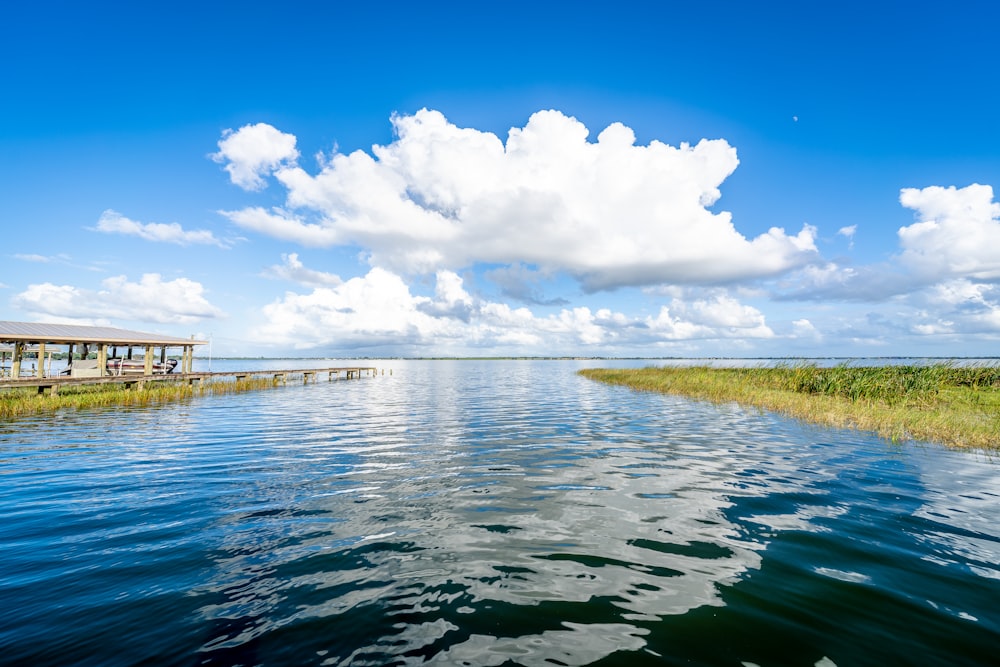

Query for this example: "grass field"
[579,364,1000,450]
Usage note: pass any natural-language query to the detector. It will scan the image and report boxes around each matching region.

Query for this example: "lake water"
[2,359,998,666]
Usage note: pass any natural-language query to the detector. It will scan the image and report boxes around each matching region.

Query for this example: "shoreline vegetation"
[0,378,279,421]
[579,364,1000,451]
[4,361,998,451]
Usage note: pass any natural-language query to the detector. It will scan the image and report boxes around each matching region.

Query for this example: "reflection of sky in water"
[912,449,1000,581]
[8,359,998,665]
[193,360,922,662]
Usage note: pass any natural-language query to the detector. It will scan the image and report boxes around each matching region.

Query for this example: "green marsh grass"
[579,363,1000,450]
[0,377,278,421]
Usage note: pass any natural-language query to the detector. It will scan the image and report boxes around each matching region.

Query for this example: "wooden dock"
[0,367,380,395]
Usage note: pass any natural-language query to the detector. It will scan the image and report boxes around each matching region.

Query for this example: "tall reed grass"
[0,377,278,421]
[580,363,1000,450]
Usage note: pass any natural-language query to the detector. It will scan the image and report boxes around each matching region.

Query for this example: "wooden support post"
[144,346,154,375]
[11,341,23,378]
[36,342,46,378]
[98,344,108,377]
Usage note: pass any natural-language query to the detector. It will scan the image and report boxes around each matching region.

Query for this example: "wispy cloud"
[14,253,55,263]
[94,210,227,247]
[13,252,105,272]
[261,253,342,287]
[837,225,857,248]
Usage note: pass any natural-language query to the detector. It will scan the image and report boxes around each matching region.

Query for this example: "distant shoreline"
[193,355,1000,362]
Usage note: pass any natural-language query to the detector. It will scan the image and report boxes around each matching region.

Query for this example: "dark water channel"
[1,360,998,666]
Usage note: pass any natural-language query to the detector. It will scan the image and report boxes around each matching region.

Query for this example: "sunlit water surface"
[2,359,998,666]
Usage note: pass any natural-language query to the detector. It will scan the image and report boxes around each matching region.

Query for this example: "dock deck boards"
[0,367,380,395]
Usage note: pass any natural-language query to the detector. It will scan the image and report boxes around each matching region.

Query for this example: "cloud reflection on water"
[192,361,868,663]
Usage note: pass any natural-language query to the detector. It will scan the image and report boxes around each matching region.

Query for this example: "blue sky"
[3,1,999,357]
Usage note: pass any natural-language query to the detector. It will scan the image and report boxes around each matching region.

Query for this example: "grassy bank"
[579,364,1000,450]
[0,377,279,421]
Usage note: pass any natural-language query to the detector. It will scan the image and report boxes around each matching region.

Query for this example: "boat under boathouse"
[0,321,206,379]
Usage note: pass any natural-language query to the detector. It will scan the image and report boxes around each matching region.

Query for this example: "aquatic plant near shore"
[0,377,278,421]
[579,364,1000,450]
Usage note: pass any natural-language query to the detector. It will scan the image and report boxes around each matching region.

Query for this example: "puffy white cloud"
[252,268,776,353]
[94,210,225,247]
[776,184,1000,305]
[12,274,224,324]
[898,184,1000,281]
[255,267,461,350]
[262,253,342,287]
[211,122,299,191]
[217,109,818,291]
[792,319,822,341]
[905,279,1000,335]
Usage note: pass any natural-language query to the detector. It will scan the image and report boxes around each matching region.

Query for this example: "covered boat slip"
[0,321,378,395]
[0,321,203,383]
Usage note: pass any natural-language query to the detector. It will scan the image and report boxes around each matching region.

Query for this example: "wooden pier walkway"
[0,367,380,395]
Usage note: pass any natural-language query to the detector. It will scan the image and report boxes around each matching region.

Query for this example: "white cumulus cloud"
[94,210,226,247]
[252,268,776,354]
[898,183,1000,281]
[212,122,300,191]
[12,274,224,324]
[217,109,818,291]
[778,184,1000,302]
[769,183,1000,347]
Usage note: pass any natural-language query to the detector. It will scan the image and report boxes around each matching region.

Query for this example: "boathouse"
[0,321,206,379]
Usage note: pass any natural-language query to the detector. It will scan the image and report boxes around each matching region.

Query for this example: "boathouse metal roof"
[0,321,207,346]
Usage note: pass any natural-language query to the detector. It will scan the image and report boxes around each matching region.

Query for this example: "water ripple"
[2,360,998,665]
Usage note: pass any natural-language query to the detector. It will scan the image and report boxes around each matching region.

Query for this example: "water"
[1,359,998,666]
